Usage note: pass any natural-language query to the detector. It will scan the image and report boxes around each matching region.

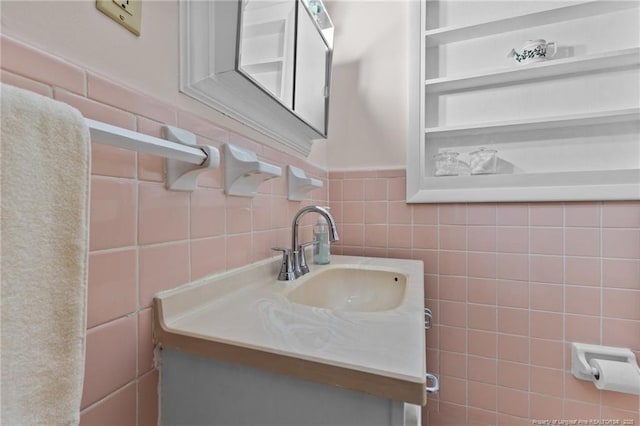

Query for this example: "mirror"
[293,2,331,134]
[237,0,332,136]
[179,0,334,155]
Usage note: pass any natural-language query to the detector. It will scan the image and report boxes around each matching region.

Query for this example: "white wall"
[324,1,411,171]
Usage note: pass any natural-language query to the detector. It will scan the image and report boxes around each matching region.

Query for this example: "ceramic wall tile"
[88,72,176,125]
[1,35,85,94]
[82,316,137,408]
[530,203,563,227]
[80,383,136,426]
[87,249,136,328]
[89,178,136,251]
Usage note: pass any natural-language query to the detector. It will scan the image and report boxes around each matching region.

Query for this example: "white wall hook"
[287,165,323,201]
[163,126,220,191]
[223,143,282,197]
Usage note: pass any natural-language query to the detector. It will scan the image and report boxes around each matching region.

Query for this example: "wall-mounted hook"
[223,143,282,197]
[288,165,323,201]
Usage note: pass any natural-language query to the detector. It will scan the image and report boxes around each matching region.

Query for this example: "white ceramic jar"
[469,147,498,175]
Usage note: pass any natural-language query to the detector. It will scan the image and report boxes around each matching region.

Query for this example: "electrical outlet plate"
[96,0,142,36]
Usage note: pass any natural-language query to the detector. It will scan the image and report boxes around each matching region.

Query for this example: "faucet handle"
[299,241,319,249]
[271,247,297,281]
[296,240,318,277]
[271,247,291,252]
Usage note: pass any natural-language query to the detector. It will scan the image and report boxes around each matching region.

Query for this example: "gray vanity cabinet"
[161,349,421,426]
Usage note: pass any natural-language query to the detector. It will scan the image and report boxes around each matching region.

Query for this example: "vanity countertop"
[153,255,426,405]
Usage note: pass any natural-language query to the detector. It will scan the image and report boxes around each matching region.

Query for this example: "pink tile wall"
[330,170,640,426]
[0,35,328,426]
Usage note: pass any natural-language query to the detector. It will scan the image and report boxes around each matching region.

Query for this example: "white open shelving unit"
[407,0,640,203]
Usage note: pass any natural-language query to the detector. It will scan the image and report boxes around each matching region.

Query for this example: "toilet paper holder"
[571,342,637,381]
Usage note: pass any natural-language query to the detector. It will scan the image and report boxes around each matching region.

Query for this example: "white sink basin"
[286,266,407,312]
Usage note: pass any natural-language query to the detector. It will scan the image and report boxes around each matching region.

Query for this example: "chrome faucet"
[272,205,339,281]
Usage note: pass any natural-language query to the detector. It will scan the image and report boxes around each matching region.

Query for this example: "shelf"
[425,48,640,93]
[412,169,640,203]
[424,1,640,46]
[223,143,282,197]
[243,19,286,39]
[243,56,285,67]
[425,108,640,138]
[241,58,284,74]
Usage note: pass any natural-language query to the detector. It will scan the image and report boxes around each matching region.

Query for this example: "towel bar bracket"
[163,125,220,191]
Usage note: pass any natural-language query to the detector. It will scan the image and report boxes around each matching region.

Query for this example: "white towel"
[1,83,91,425]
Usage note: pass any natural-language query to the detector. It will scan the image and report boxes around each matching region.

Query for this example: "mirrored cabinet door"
[294,3,330,135]
[239,0,296,107]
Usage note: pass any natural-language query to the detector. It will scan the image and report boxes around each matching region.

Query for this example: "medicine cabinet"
[179,0,334,156]
[407,0,640,203]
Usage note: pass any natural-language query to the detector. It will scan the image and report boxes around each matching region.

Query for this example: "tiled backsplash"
[329,170,640,425]
[2,34,639,425]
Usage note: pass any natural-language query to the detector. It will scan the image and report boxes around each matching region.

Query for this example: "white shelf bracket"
[223,143,282,197]
[163,126,220,191]
[287,165,323,201]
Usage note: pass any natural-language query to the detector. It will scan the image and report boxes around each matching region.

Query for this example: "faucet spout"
[291,205,339,252]
[290,205,339,278]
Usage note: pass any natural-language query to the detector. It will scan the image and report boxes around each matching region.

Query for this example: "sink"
[286,266,407,312]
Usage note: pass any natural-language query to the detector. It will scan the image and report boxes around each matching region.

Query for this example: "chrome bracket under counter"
[424,308,433,330]
[424,308,439,394]
[425,373,440,394]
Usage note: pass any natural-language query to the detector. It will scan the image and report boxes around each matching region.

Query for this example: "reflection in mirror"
[239,0,296,107]
[294,2,330,135]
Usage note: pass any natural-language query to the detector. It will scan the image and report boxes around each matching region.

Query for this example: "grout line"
[80,379,137,415]
[598,202,605,416]
[135,305,141,425]
[86,311,137,332]
[561,203,567,408]
[187,188,193,284]
[134,172,141,313]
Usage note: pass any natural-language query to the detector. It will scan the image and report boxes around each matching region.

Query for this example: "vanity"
[153,255,426,425]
